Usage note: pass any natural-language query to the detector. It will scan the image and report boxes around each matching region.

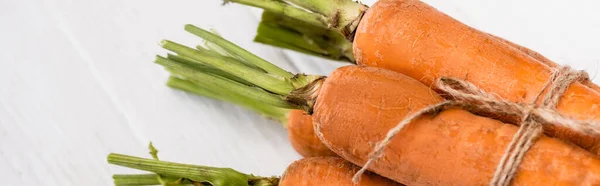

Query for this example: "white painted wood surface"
[1,0,598,185]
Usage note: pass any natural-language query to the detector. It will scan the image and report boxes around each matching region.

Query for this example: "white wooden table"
[1,0,599,185]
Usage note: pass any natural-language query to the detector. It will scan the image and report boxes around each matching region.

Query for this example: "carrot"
[232,0,600,94]
[228,0,600,154]
[279,157,402,186]
[488,34,600,93]
[158,29,600,185]
[312,65,600,185]
[228,0,600,95]
[287,110,337,157]
[107,152,401,185]
[155,26,336,158]
[251,5,555,67]
[235,0,600,95]
[353,0,600,153]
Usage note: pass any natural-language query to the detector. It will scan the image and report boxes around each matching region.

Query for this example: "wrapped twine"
[352,66,600,186]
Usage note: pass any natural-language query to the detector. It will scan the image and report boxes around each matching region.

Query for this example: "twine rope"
[352,66,596,185]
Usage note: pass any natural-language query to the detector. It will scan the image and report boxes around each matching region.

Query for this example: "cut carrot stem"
[166,76,289,123]
[156,55,292,109]
[165,53,253,86]
[225,0,328,29]
[256,11,354,62]
[184,24,294,78]
[226,0,367,39]
[110,145,279,186]
[161,54,292,122]
[112,174,189,186]
[255,22,330,58]
[283,0,336,16]
[284,0,367,34]
[107,153,275,186]
[160,40,295,95]
[259,11,328,37]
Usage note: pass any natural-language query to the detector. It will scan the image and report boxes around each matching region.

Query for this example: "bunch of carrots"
[107,0,600,185]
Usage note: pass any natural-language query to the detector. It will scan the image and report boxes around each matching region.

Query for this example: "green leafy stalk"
[166,76,289,124]
[226,0,368,39]
[256,11,355,62]
[161,40,294,95]
[285,0,367,34]
[166,53,254,86]
[112,174,192,186]
[108,153,277,186]
[259,11,336,41]
[283,0,336,16]
[225,0,329,29]
[255,22,328,57]
[156,56,292,109]
[184,24,294,78]
[158,25,325,118]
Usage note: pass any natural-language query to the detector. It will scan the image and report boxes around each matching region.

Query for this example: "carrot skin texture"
[313,66,600,185]
[490,35,600,93]
[280,157,403,186]
[353,0,600,154]
[287,110,337,157]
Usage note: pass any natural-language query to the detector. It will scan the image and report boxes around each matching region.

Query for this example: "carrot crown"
[156,25,324,119]
[108,143,279,186]
[224,0,368,62]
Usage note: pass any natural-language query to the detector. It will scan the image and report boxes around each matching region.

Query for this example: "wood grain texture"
[0,0,598,185]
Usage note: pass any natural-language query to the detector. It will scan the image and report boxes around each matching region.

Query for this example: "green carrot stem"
[167,76,290,124]
[255,22,329,56]
[227,0,367,39]
[159,25,326,114]
[257,11,355,62]
[166,53,254,86]
[282,0,338,17]
[260,11,332,38]
[254,33,317,58]
[184,24,294,78]
[285,0,367,29]
[160,40,294,95]
[225,0,328,29]
[112,174,191,186]
[166,76,221,103]
[156,55,293,109]
[107,153,255,186]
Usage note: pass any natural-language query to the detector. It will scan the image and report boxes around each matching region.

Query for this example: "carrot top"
[225,0,366,35]
[254,11,355,62]
[157,25,325,115]
[108,143,279,186]
[225,0,366,62]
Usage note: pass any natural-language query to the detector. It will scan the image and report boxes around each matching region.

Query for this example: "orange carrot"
[107,153,401,186]
[279,157,402,186]
[287,110,337,157]
[313,65,600,185]
[488,34,600,93]
[353,0,600,154]
[229,0,600,95]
